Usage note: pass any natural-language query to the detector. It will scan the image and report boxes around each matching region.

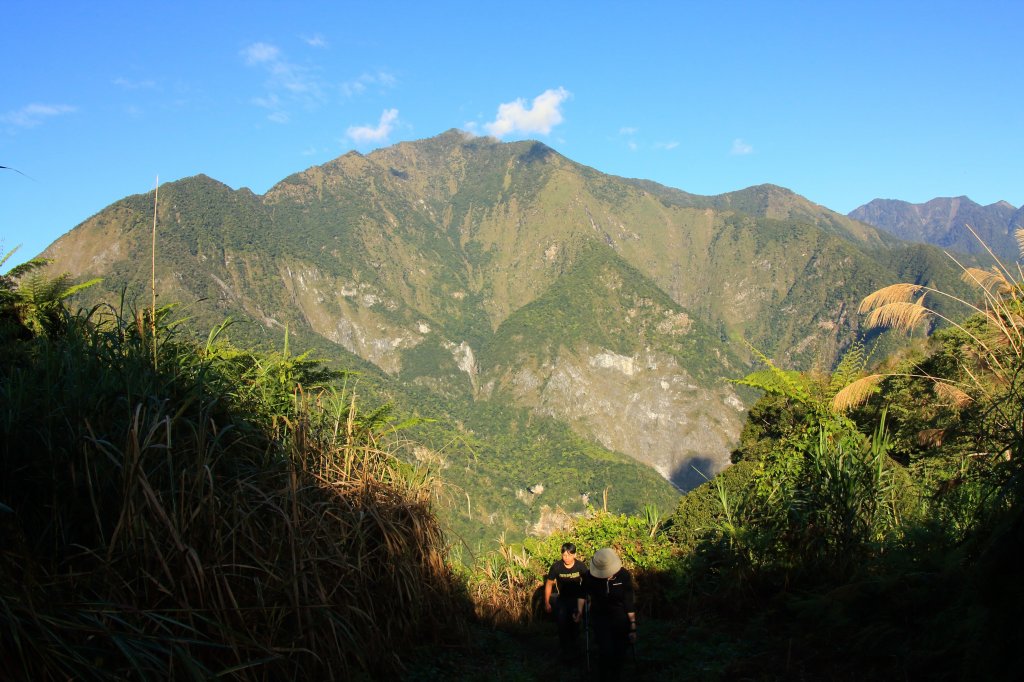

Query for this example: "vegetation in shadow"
[0,253,468,679]
[4,224,1024,680]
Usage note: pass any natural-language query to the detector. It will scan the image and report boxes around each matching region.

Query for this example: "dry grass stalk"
[857,283,924,313]
[831,374,884,412]
[933,380,973,408]
[864,302,931,334]
[847,224,1024,425]
[916,428,946,448]
[961,266,1012,296]
[150,176,159,368]
[466,532,543,627]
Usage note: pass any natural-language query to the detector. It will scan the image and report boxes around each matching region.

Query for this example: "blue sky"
[3,0,1022,266]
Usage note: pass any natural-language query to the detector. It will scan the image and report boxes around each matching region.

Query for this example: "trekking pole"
[584,602,590,672]
[630,615,638,665]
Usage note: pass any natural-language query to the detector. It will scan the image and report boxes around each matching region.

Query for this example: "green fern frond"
[5,257,51,282]
[0,245,19,270]
[732,365,812,404]
[59,277,101,300]
[733,341,813,402]
[828,339,871,398]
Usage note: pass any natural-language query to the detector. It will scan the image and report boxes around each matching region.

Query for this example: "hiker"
[544,541,587,663]
[575,547,636,681]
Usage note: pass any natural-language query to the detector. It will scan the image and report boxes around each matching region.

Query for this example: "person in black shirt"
[575,547,636,681]
[544,541,587,663]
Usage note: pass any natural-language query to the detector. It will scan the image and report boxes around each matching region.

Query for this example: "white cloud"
[619,126,638,136]
[242,42,280,65]
[484,87,570,138]
[655,141,679,150]
[341,71,397,97]
[341,80,366,97]
[251,94,281,109]
[241,42,326,122]
[271,62,317,94]
[1,103,76,128]
[347,108,399,144]
[113,77,156,90]
[731,138,754,155]
[240,42,394,126]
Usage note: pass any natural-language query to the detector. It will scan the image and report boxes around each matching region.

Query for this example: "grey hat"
[589,547,623,579]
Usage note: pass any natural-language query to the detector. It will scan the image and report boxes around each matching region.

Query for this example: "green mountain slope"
[39,129,974,536]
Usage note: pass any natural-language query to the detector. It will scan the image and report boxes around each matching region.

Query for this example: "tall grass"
[846,227,1024,534]
[840,226,1024,414]
[465,509,679,628]
[681,226,1024,677]
[0,299,465,679]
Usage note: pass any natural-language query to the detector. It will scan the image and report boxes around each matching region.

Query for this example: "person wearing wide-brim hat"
[575,547,636,681]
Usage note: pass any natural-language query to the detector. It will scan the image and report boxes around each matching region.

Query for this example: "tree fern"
[731,343,813,405]
[827,339,872,399]
[3,248,102,336]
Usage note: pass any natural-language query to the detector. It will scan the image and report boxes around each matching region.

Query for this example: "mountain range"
[37,129,976,541]
[849,196,1022,262]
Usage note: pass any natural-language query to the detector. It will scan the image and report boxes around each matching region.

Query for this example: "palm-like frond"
[59,277,102,300]
[4,257,51,282]
[3,265,101,336]
[732,343,814,404]
[19,272,67,306]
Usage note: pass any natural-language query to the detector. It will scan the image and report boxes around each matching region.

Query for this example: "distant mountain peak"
[38,129,977,509]
[850,195,1020,260]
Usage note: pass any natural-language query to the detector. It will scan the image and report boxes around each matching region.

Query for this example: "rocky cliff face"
[493,345,744,490]
[41,131,969,500]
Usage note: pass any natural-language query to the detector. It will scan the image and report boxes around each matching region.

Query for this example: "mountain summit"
[42,131,966,502]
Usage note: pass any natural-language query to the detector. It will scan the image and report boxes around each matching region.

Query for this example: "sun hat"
[589,547,623,579]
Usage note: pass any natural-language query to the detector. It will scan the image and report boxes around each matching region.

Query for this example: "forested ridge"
[3,221,1023,680]
[41,132,980,502]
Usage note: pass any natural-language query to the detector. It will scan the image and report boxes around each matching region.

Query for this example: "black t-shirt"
[547,559,587,600]
[581,568,635,621]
